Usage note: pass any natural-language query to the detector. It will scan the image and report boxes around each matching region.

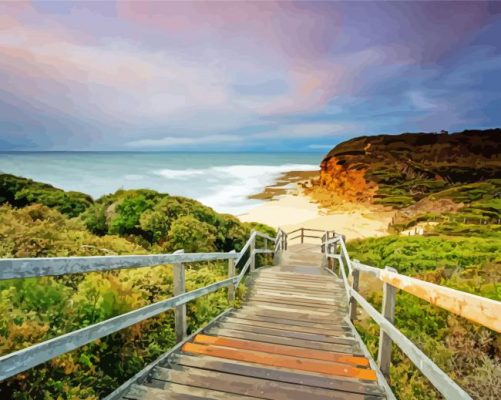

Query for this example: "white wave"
[152,163,318,213]
[154,168,206,180]
[199,164,318,214]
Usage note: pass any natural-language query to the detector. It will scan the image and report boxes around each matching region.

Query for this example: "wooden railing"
[0,229,277,382]
[286,227,330,244]
[320,233,501,400]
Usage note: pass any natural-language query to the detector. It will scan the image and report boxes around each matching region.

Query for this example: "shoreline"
[238,170,394,240]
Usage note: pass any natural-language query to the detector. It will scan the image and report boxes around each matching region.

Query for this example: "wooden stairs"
[119,244,386,399]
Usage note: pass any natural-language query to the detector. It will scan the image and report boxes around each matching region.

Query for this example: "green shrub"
[0,174,93,217]
[165,215,217,252]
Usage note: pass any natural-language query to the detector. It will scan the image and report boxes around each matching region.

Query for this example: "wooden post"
[350,264,360,321]
[377,266,397,380]
[228,251,236,304]
[301,228,304,244]
[250,232,256,272]
[173,250,186,343]
[283,231,287,250]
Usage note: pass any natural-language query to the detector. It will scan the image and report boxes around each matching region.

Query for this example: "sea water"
[0,152,321,214]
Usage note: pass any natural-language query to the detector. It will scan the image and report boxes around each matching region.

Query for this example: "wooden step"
[181,343,377,381]
[124,383,259,399]
[220,316,350,336]
[193,334,368,366]
[203,327,359,354]
[153,365,381,400]
[237,305,348,323]
[169,354,386,397]
[230,310,350,330]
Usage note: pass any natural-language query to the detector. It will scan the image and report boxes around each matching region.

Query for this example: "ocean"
[0,152,321,214]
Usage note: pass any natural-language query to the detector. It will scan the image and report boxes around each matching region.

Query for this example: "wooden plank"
[256,271,335,281]
[181,343,377,381]
[169,354,386,397]
[244,301,341,315]
[255,276,337,286]
[124,382,261,399]
[214,322,357,345]
[220,316,349,337]
[123,384,206,400]
[380,268,501,333]
[246,295,341,309]
[248,293,343,307]
[250,283,342,296]
[250,284,343,296]
[249,290,340,304]
[237,305,347,322]
[193,334,368,366]
[230,311,350,330]
[250,287,342,300]
[204,328,357,354]
[153,366,382,400]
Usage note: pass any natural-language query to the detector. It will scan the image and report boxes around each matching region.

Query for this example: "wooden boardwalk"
[120,244,386,399]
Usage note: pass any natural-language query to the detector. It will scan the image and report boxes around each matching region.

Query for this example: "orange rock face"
[314,157,377,203]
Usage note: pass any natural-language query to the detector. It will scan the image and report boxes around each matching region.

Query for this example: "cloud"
[0,2,500,150]
[126,134,241,148]
[252,122,354,140]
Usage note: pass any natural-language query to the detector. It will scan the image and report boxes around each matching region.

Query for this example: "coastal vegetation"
[0,174,273,399]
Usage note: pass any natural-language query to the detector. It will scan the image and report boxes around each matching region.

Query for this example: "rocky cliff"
[313,129,501,208]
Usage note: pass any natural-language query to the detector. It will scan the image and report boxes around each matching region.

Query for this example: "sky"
[1,1,501,152]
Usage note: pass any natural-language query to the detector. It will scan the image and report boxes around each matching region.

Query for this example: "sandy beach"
[238,171,394,241]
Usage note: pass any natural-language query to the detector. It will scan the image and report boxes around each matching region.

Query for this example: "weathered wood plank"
[237,305,346,322]
[246,296,342,310]
[180,343,377,380]
[125,382,261,399]
[153,365,382,400]
[230,311,350,330]
[123,384,207,400]
[248,289,339,306]
[249,283,342,296]
[193,334,367,366]
[214,322,357,345]
[250,287,341,300]
[204,327,358,354]
[169,354,386,397]
[221,316,349,336]
[244,301,341,316]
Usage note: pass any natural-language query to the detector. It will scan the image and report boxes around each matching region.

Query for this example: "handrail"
[0,229,278,382]
[318,231,501,400]
[0,252,239,280]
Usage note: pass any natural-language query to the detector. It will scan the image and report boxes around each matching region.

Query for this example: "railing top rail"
[323,235,501,333]
[372,266,500,333]
[0,252,239,280]
[286,227,332,235]
[254,231,276,242]
[0,228,278,281]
